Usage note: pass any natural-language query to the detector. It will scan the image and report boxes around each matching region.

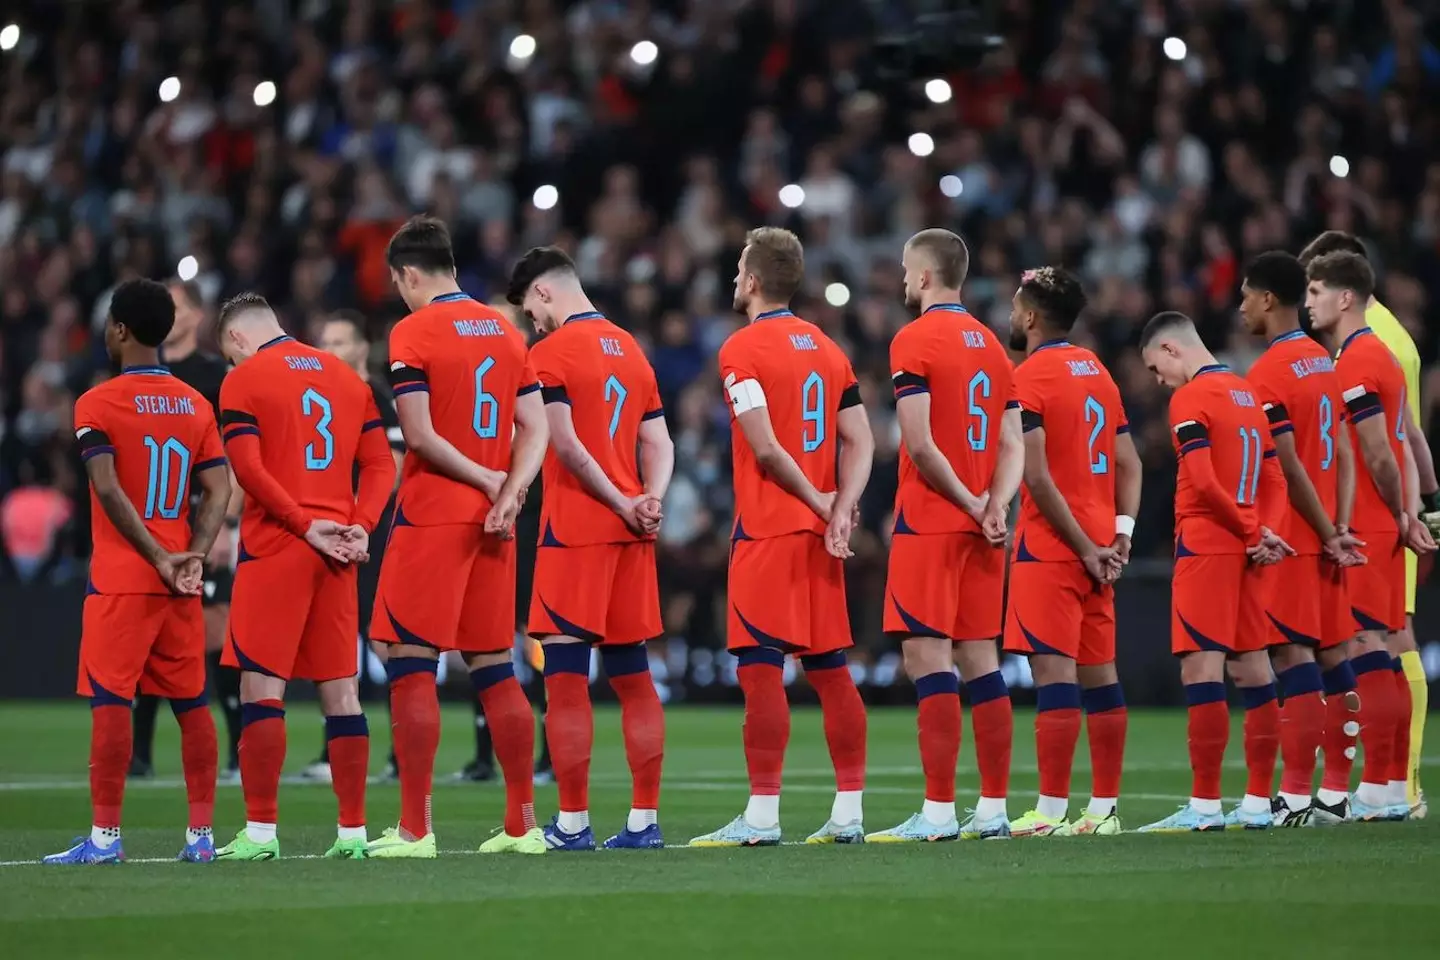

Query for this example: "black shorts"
[202,566,233,607]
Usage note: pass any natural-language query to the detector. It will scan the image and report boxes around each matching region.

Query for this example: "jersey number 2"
[1084,395,1109,474]
[301,388,334,470]
[605,375,627,440]
[801,371,825,452]
[1236,426,1262,504]
[967,371,991,451]
[142,436,191,520]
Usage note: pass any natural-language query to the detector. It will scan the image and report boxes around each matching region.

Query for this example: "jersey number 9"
[801,371,825,452]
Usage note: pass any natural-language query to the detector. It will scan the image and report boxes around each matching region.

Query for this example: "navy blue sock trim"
[325,714,369,740]
[385,656,438,682]
[965,670,1008,706]
[1184,681,1226,707]
[915,671,960,700]
[169,694,208,716]
[601,644,649,678]
[737,647,785,669]
[241,701,285,727]
[89,693,132,709]
[543,642,591,677]
[1241,682,1277,711]
[470,662,514,694]
[1037,682,1082,713]
[1277,662,1323,698]
[1351,650,1393,676]
[1393,656,1405,673]
[1082,683,1125,714]
[1323,661,1357,695]
[800,651,847,672]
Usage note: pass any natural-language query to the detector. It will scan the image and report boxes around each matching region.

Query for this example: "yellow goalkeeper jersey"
[1367,298,1421,422]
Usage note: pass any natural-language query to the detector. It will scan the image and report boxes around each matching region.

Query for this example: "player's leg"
[1312,562,1360,823]
[952,536,1012,839]
[1270,642,1325,825]
[1348,535,1405,820]
[1400,547,1427,814]
[1225,649,1279,828]
[1068,584,1125,835]
[147,596,218,861]
[1387,618,1422,814]
[129,694,160,778]
[203,602,242,780]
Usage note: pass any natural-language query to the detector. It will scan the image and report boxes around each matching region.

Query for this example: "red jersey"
[719,309,859,540]
[1013,340,1126,561]
[75,366,226,594]
[1336,326,1408,536]
[1169,365,1275,554]
[386,292,539,526]
[530,312,663,546]
[890,303,1015,536]
[220,336,391,556]
[1246,329,1344,554]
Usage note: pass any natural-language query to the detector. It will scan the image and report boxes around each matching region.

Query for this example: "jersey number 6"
[473,357,499,439]
[967,371,991,452]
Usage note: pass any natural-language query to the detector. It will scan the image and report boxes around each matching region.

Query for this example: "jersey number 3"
[301,388,334,471]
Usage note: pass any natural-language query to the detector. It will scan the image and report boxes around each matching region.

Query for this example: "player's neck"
[552,294,601,327]
[412,276,463,307]
[920,290,963,313]
[746,301,792,323]
[1182,349,1222,381]
[1335,310,1369,342]
[1262,313,1302,343]
[1025,327,1067,355]
[120,347,162,371]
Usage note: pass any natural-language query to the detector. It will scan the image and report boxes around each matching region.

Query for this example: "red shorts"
[529,541,661,645]
[1349,529,1405,634]
[1003,560,1115,665]
[78,594,205,700]
[1264,554,1354,650]
[1171,553,1271,655]
[728,532,850,654]
[371,522,516,654]
[225,537,358,682]
[883,531,1005,642]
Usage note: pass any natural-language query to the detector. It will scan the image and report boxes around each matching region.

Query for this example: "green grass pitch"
[1,702,1437,958]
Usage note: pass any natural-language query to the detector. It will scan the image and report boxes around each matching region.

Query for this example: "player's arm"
[188,422,231,558]
[1266,402,1336,540]
[218,378,314,538]
[833,384,874,521]
[1114,429,1142,530]
[1256,440,1287,533]
[75,432,171,567]
[638,409,675,501]
[391,387,506,502]
[353,407,399,533]
[543,389,633,513]
[1335,414,1356,529]
[893,389,986,515]
[1347,389,1405,521]
[990,404,1024,505]
[1173,416,1254,540]
[733,401,828,517]
[1021,418,1101,558]
[498,386,548,504]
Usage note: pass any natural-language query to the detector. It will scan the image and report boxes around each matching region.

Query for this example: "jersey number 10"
[142,435,192,520]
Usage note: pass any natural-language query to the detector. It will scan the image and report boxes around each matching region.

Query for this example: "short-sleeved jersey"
[1013,341,1126,560]
[1169,365,1275,554]
[1246,329,1345,555]
[1366,300,1421,425]
[890,303,1016,536]
[530,312,664,546]
[386,292,539,526]
[220,337,383,556]
[74,366,226,594]
[719,309,859,540]
[1336,326,1408,536]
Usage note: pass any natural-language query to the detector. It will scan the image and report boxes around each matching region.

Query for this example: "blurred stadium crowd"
[3,0,1440,654]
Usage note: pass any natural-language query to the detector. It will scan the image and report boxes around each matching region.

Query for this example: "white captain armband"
[727,377,768,414]
[1115,515,1135,538]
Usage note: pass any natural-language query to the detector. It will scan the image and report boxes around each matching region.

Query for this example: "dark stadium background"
[3,0,1440,704]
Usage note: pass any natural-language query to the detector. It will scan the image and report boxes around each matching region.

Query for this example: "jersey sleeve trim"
[1020,410,1043,433]
[1005,399,1020,410]
[1116,423,1130,435]
[1342,386,1383,423]
[388,363,429,396]
[892,371,928,399]
[362,418,384,432]
[542,385,570,405]
[839,383,862,410]
[1175,419,1209,455]
[642,407,665,421]
[1264,401,1294,437]
[517,382,541,398]
[194,456,228,472]
[75,427,114,461]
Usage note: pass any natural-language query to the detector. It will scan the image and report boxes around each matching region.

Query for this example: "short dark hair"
[1138,311,1196,350]
[1298,230,1367,267]
[386,216,456,274]
[507,246,577,305]
[1306,251,1375,301]
[743,227,805,302]
[325,309,367,339]
[167,278,205,310]
[217,292,273,331]
[907,228,970,288]
[110,278,176,347]
[1017,266,1087,332]
[1243,251,1307,307]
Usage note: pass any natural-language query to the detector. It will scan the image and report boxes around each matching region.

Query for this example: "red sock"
[90,704,132,829]
[1391,664,1412,785]
[388,663,440,838]
[1242,685,1280,798]
[609,672,664,809]
[325,715,369,829]
[968,671,1012,799]
[544,671,593,814]
[238,699,286,825]
[1278,690,1324,796]
[174,701,217,829]
[1082,683,1127,801]
[1321,689,1360,792]
[737,657,789,795]
[915,673,960,803]
[1035,683,1082,801]
[1354,660,1396,787]
[1185,685,1229,801]
[803,660,867,791]
[475,668,536,837]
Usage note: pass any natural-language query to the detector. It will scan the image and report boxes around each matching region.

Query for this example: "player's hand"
[1404,513,1438,555]
[962,490,991,526]
[517,485,530,509]
[825,502,857,559]
[1248,527,1294,566]
[485,492,521,540]
[479,469,507,503]
[175,555,206,595]
[1082,545,1122,585]
[336,525,370,564]
[305,519,357,564]
[1323,528,1367,568]
[155,551,207,595]
[980,499,1008,547]
[814,491,836,524]
[634,494,663,536]
[1110,534,1132,566]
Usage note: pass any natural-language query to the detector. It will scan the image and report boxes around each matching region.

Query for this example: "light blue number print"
[604,375,628,440]
[1236,426,1263,504]
[142,436,191,520]
[800,371,826,453]
[473,357,499,439]
[967,370,991,452]
[1318,394,1335,471]
[1396,387,1408,442]
[301,388,334,470]
[1084,395,1109,475]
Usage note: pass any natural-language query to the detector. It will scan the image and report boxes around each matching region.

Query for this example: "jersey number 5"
[301,388,333,471]
[1084,395,1109,474]
[142,436,191,520]
[967,371,991,452]
[801,371,825,452]
[1236,426,1262,504]
[473,357,499,439]
[605,375,628,440]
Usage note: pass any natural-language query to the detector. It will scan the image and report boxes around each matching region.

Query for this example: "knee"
[318,679,361,716]
[903,639,950,679]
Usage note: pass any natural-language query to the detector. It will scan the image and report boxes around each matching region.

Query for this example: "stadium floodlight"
[177,256,199,282]
[924,78,952,105]
[939,174,963,198]
[509,34,537,61]
[908,132,935,158]
[159,76,181,103]
[1329,155,1350,178]
[825,282,851,307]
[533,184,559,210]
[253,80,277,107]
[778,183,805,209]
[630,40,658,66]
[1163,37,1187,61]
[0,24,20,52]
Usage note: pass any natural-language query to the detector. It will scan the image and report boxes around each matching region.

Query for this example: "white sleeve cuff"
[1115,515,1135,538]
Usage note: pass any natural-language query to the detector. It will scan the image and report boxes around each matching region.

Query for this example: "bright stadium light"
[177,256,199,282]
[939,174,963,198]
[924,78,952,104]
[778,183,805,209]
[908,132,935,158]
[509,34,537,61]
[253,80,277,107]
[1329,154,1350,178]
[1163,36,1187,61]
[630,40,658,66]
[158,76,181,103]
[533,184,559,210]
[825,282,851,307]
[0,24,20,52]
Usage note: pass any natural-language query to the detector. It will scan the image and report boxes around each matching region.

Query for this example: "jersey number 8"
[142,435,192,520]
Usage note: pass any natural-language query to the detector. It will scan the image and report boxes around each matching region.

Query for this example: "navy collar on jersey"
[1339,327,1374,354]
[121,364,170,376]
[1034,338,1070,352]
[431,291,473,304]
[258,335,295,352]
[564,311,606,325]
[754,308,795,322]
[1194,363,1229,377]
[922,302,968,316]
[1268,328,1308,347]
